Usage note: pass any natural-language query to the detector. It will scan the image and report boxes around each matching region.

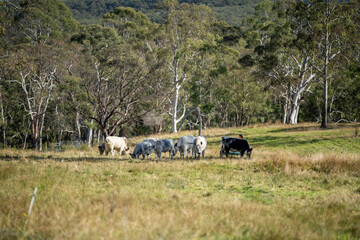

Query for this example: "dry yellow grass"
[1,123,360,239]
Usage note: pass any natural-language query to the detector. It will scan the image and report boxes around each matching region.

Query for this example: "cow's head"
[124,147,130,155]
[173,143,178,156]
[130,152,136,159]
[194,138,203,154]
[246,148,253,158]
[98,143,105,155]
[145,147,155,156]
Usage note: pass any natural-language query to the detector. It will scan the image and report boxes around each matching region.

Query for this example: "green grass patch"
[0,123,360,239]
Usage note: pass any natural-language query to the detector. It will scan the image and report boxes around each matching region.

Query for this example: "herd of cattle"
[98,135,253,159]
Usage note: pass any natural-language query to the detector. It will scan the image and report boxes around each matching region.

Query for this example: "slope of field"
[1,123,360,239]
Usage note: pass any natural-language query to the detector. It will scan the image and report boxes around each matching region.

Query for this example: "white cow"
[174,135,195,159]
[98,136,130,156]
[193,135,207,159]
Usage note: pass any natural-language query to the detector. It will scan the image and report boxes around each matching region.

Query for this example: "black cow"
[220,136,253,158]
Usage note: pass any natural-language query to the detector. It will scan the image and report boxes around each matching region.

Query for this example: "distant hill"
[62,0,265,26]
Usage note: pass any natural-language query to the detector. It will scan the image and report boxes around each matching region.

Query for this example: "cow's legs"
[105,145,109,156]
[202,150,205,158]
[119,148,125,156]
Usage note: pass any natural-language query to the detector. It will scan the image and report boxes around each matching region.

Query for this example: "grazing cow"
[153,139,175,159]
[193,135,207,159]
[143,138,158,156]
[131,140,154,159]
[174,135,195,159]
[98,136,130,156]
[220,136,252,158]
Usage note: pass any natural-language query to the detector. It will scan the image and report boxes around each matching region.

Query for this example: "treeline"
[62,0,265,25]
[0,0,359,150]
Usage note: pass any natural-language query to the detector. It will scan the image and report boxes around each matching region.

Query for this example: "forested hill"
[62,0,265,26]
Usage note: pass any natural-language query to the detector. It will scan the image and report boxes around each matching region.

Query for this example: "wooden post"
[24,187,38,231]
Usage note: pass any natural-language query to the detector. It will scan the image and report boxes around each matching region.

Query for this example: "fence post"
[24,187,38,231]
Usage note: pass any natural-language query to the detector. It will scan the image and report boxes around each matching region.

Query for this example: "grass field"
[1,123,360,239]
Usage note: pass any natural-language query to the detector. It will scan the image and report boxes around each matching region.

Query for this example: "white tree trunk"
[171,84,180,133]
[76,111,81,141]
[87,119,93,147]
[0,93,6,148]
[170,46,187,133]
[38,78,54,151]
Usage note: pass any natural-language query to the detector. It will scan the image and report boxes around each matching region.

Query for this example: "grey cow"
[131,141,154,159]
[174,135,195,159]
[193,135,207,159]
[143,138,158,156]
[153,139,175,159]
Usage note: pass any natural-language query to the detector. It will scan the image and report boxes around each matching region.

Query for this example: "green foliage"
[0,0,359,147]
[62,0,267,26]
[14,0,79,44]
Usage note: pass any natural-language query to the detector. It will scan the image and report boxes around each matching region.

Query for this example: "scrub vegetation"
[1,123,359,239]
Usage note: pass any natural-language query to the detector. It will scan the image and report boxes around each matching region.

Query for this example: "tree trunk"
[289,93,300,125]
[198,107,202,136]
[97,129,101,144]
[76,111,81,141]
[0,93,6,148]
[38,84,53,151]
[87,120,93,147]
[321,1,330,129]
[329,94,335,123]
[171,84,179,133]
[295,105,300,124]
[283,82,291,124]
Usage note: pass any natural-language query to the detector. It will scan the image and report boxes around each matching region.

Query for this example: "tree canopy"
[0,0,358,149]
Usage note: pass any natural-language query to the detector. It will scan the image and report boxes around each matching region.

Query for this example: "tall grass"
[0,123,359,239]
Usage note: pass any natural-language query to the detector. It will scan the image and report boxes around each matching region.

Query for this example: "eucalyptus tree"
[240,0,318,125]
[298,0,355,128]
[161,0,214,133]
[0,0,80,150]
[72,22,165,138]
[102,6,155,41]
[3,44,60,150]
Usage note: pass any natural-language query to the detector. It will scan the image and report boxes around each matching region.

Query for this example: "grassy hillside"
[1,123,360,239]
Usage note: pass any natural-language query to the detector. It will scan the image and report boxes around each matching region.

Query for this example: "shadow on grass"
[0,155,128,162]
[0,154,252,163]
[269,123,360,133]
